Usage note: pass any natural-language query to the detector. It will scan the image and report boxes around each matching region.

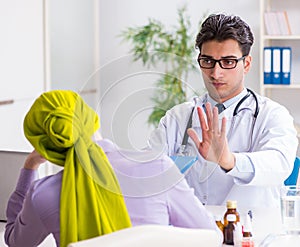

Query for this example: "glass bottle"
[234,221,243,247]
[242,214,254,247]
[223,200,240,227]
[243,213,253,237]
[224,214,236,245]
[214,215,224,233]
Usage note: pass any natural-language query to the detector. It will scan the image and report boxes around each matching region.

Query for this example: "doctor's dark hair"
[195,14,254,56]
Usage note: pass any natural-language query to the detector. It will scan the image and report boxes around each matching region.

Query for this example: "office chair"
[67,225,221,247]
[284,157,300,186]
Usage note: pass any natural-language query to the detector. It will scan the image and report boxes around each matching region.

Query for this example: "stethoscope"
[177,88,259,156]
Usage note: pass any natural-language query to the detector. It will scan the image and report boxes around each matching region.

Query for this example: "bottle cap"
[227,214,237,222]
[226,200,237,209]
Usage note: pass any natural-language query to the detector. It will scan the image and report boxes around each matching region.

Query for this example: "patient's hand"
[24,150,46,170]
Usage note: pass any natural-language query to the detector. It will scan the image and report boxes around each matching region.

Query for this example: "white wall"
[46,0,99,108]
[0,0,99,152]
[98,0,261,150]
[0,0,44,151]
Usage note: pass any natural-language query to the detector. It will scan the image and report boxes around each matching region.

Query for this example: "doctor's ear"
[243,55,252,73]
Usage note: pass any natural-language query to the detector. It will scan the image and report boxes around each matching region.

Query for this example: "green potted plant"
[120,6,204,127]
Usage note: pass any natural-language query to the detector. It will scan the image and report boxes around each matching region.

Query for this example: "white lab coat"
[148,90,298,209]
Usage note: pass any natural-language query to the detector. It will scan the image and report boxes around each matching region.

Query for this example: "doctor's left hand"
[187,103,235,171]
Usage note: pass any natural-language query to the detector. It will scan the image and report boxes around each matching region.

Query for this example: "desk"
[0,206,283,247]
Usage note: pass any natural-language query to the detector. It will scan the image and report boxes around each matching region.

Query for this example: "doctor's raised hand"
[187,103,235,172]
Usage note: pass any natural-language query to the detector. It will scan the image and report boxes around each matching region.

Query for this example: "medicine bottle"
[223,200,240,227]
[241,214,254,247]
[214,215,224,233]
[223,214,236,245]
[243,213,253,237]
[241,236,254,247]
[234,221,243,247]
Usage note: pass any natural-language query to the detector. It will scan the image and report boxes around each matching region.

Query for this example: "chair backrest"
[67,225,221,247]
[284,157,300,186]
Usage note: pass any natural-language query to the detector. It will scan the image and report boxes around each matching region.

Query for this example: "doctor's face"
[199,39,252,103]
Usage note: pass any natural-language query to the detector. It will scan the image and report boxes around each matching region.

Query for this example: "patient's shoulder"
[29,171,62,220]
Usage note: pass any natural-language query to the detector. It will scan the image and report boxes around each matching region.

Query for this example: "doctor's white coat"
[148,91,298,209]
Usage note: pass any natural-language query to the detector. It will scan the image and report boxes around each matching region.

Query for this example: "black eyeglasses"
[197,55,246,69]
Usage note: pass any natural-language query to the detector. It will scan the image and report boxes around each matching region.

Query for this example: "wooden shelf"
[263,35,300,40]
[262,84,300,89]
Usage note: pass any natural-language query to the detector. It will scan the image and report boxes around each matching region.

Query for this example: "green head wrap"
[23,90,131,247]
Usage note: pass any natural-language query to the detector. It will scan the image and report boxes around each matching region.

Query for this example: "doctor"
[148,13,298,209]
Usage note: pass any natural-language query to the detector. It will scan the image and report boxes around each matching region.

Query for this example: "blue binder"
[170,156,198,173]
[284,157,300,186]
[272,47,281,84]
[281,47,291,85]
[263,47,272,84]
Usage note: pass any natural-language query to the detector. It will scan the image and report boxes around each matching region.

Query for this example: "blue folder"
[281,47,291,85]
[284,157,300,186]
[272,47,281,84]
[170,156,198,173]
[264,47,272,84]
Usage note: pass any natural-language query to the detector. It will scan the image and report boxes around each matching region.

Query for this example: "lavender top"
[5,139,220,246]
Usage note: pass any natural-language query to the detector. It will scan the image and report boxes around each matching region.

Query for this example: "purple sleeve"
[167,178,223,240]
[4,168,50,247]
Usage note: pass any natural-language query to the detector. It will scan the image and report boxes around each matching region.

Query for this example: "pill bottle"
[224,214,236,245]
[223,200,240,227]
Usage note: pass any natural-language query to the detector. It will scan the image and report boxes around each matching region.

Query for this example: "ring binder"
[272,47,281,84]
[281,47,291,85]
[264,47,272,84]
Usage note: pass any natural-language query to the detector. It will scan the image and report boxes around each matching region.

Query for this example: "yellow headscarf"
[23,90,131,247]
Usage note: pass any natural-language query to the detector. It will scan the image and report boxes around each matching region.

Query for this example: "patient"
[5,90,222,247]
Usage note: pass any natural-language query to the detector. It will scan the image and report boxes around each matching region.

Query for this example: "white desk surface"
[0,206,283,247]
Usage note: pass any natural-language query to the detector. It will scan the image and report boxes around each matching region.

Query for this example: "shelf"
[263,35,300,40]
[262,84,300,89]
